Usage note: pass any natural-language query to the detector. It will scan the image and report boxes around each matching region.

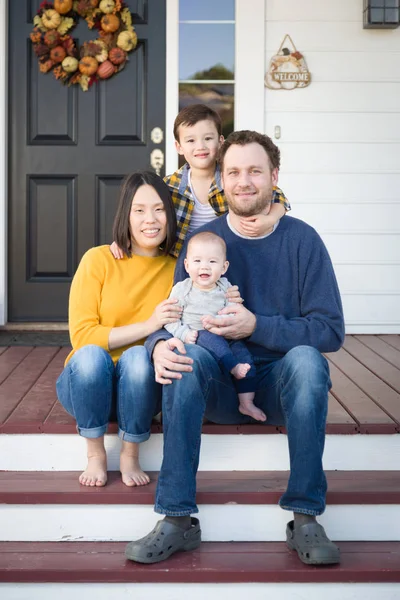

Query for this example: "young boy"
[164,231,266,422]
[110,103,290,258]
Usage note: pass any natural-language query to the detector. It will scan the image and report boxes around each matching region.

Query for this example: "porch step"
[2,432,400,471]
[0,541,399,584]
[2,470,400,505]
[1,471,399,542]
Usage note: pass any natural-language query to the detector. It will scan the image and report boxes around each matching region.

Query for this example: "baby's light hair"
[187,231,227,260]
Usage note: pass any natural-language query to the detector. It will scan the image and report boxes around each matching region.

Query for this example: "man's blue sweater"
[147,215,345,360]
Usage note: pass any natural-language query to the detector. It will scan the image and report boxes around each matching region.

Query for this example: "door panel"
[8,0,166,321]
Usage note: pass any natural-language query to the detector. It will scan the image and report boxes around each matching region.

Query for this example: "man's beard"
[227,187,273,217]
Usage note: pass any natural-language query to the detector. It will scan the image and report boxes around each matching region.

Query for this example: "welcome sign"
[265,34,311,90]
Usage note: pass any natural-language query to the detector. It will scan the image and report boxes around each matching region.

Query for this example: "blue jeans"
[197,330,256,393]
[56,345,160,443]
[155,344,331,517]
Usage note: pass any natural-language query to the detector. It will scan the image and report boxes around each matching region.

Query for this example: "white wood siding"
[265,0,400,332]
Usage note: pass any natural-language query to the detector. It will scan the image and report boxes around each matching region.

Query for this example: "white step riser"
[1,504,399,542]
[1,434,400,471]
[1,583,399,600]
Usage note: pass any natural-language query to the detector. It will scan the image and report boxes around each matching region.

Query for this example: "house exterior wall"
[0,0,399,331]
[264,0,400,333]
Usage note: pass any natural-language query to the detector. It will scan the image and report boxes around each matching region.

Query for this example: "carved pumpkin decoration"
[101,14,120,33]
[99,0,115,13]
[44,30,61,48]
[79,56,99,76]
[50,46,67,63]
[62,56,79,73]
[109,47,126,65]
[97,60,115,79]
[41,9,62,30]
[54,0,73,14]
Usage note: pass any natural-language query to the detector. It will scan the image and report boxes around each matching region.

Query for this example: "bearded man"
[125,131,345,567]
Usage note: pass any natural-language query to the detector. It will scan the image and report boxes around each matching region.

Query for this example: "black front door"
[8,0,166,321]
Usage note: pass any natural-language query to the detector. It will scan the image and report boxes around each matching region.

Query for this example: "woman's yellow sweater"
[66,245,175,365]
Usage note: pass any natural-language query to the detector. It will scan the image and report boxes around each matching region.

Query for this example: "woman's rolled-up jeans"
[56,344,160,443]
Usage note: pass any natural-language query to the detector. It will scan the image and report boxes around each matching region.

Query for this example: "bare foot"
[231,362,251,379]
[239,402,267,422]
[79,453,107,487]
[120,442,150,487]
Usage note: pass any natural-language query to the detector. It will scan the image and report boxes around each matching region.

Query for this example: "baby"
[164,231,266,422]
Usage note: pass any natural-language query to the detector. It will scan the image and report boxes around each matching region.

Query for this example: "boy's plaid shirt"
[164,163,290,257]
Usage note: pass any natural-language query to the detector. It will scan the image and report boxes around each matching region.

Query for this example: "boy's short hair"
[187,231,227,259]
[219,130,280,172]
[174,104,222,141]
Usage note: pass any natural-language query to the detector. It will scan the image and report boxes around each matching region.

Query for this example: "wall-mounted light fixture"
[363,0,399,28]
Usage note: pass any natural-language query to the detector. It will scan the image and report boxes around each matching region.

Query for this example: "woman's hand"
[226,285,244,304]
[153,338,193,384]
[146,298,182,333]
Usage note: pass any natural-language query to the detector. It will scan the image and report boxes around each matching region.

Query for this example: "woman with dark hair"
[56,171,181,488]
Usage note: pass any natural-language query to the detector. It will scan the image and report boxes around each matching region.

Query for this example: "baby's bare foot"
[79,453,107,487]
[239,402,267,422]
[120,450,150,487]
[231,362,251,379]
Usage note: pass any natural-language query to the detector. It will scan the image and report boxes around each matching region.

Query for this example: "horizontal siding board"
[334,265,400,294]
[279,173,400,202]
[290,204,400,233]
[342,296,400,326]
[266,112,400,143]
[266,22,400,52]
[265,83,400,113]
[278,143,400,173]
[321,234,400,262]
[267,0,361,22]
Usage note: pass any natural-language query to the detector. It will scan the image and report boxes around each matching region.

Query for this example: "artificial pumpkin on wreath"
[97,60,115,79]
[30,0,138,91]
[42,9,62,29]
[54,0,73,14]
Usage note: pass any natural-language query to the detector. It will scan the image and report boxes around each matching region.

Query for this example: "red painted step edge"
[1,541,400,584]
[1,471,400,505]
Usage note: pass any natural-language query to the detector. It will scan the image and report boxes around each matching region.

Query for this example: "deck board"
[343,335,400,394]
[0,336,399,435]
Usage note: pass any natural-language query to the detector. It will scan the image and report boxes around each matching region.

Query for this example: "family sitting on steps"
[56,104,344,567]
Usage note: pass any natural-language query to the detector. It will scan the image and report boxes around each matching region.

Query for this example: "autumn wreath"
[30,0,138,91]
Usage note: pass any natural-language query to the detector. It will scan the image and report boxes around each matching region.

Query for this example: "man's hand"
[153,338,193,384]
[201,304,256,340]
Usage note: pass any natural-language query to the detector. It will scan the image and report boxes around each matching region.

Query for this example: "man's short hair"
[187,231,227,259]
[174,104,222,141]
[219,130,280,172]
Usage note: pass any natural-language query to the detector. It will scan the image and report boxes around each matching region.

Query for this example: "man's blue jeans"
[56,345,160,442]
[155,344,331,517]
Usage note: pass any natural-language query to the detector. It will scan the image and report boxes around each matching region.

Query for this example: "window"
[179,0,235,140]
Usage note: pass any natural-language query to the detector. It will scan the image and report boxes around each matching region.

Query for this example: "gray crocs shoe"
[125,517,201,564]
[286,520,340,565]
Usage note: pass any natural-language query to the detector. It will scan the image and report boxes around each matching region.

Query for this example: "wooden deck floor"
[0,335,399,435]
